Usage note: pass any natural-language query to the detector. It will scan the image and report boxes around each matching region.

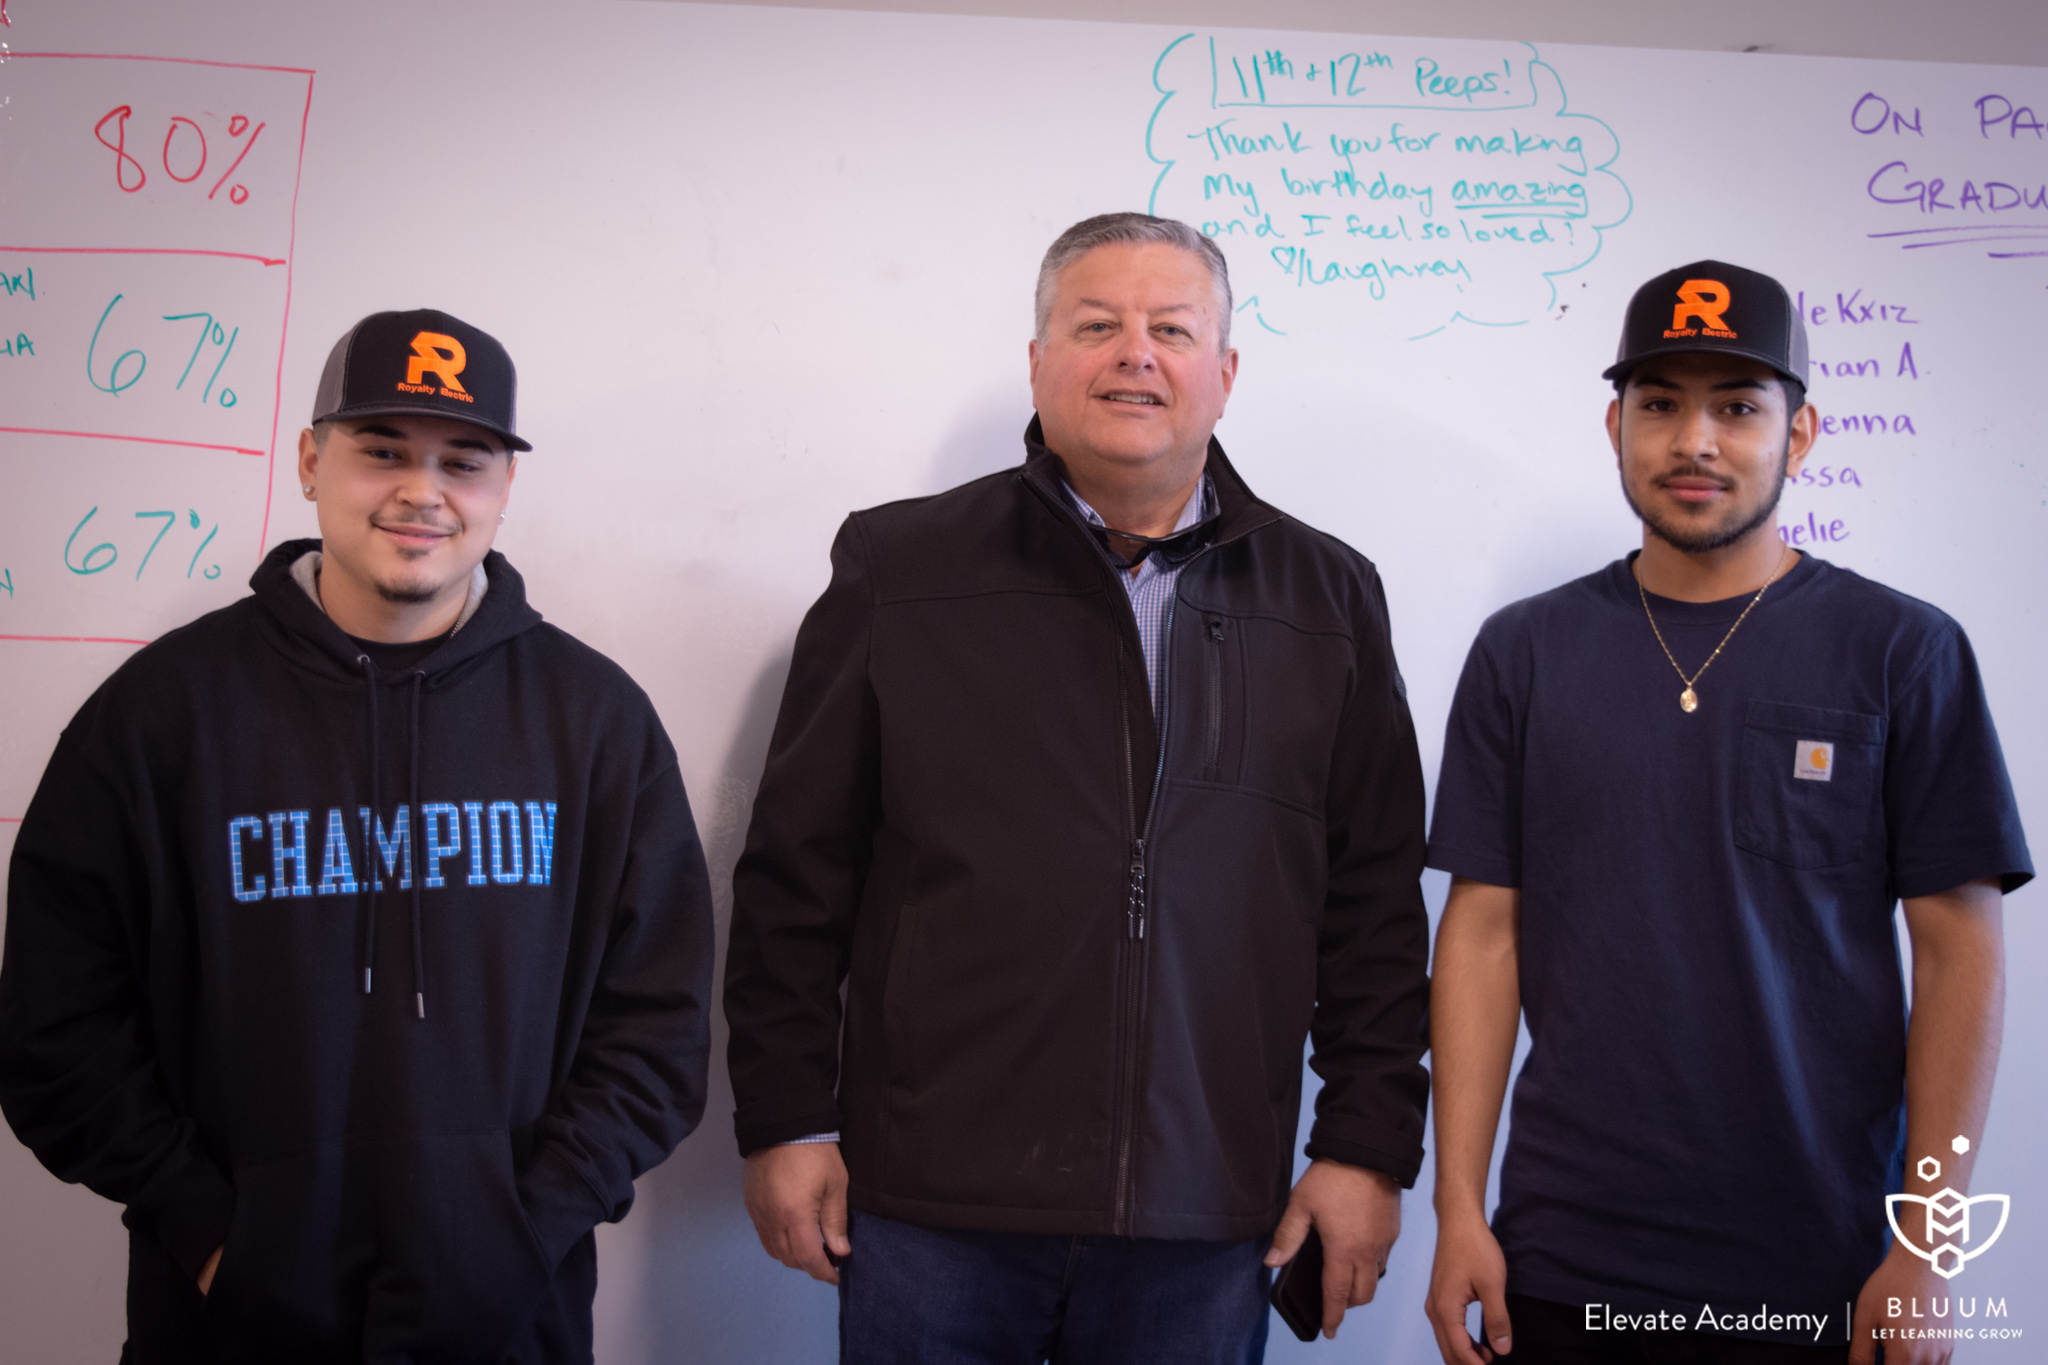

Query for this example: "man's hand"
[1851,1242,1955,1365]
[1263,1158,1401,1339]
[743,1142,852,1286]
[1425,1212,1511,1365]
[1426,877,1521,1363]
[197,1245,223,1296]
[1851,879,2005,1365]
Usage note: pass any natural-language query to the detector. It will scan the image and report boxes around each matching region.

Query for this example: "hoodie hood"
[250,537,544,685]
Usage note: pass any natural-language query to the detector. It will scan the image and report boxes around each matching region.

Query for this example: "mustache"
[1654,464,1735,489]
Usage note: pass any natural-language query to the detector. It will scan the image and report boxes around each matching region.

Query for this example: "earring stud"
[302,484,314,495]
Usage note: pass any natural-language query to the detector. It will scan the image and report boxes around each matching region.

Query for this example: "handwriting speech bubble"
[1145,35,1633,341]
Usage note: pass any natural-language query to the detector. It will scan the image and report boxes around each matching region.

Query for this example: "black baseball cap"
[311,308,531,451]
[1602,260,1808,389]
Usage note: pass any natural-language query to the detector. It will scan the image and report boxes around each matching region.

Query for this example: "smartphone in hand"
[1269,1225,1325,1343]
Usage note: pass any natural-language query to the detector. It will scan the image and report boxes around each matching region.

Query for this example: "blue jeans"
[838,1209,1271,1365]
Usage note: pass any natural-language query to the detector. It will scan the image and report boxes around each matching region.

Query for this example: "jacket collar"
[1018,415,1281,552]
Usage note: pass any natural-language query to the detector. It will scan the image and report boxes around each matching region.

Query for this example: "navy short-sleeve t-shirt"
[1427,553,2031,1331]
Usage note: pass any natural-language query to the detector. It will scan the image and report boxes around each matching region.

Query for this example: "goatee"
[1622,453,1787,556]
[374,580,442,606]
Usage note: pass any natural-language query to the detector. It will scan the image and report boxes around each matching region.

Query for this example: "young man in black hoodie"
[0,309,716,1364]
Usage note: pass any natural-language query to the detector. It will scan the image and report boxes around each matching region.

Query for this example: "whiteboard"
[1,3,2043,1360]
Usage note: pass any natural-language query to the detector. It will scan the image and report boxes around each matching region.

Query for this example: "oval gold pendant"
[1680,686,1699,713]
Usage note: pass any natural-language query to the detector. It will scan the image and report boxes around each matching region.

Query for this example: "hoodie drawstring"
[408,671,427,1020]
[358,658,428,1021]
[359,656,380,997]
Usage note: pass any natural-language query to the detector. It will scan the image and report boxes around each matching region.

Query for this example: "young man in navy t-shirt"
[1422,262,2031,1365]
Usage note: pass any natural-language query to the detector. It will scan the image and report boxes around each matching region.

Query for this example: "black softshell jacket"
[0,541,715,1364]
[725,427,1429,1242]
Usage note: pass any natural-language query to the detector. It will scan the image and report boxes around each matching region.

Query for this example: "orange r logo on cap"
[405,332,468,393]
[1670,280,1732,333]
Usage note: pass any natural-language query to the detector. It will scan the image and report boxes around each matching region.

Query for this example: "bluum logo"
[1885,1137,2011,1280]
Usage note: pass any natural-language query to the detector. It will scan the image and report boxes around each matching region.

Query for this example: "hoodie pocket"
[203,1132,552,1363]
[200,1144,360,1361]
[360,1130,554,1362]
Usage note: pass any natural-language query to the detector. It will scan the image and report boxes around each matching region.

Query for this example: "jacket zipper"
[1110,596,1175,1234]
[1014,468,1252,1237]
[1205,618,1225,777]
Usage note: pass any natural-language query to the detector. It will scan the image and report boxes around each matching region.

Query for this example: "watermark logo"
[1886,1136,2012,1280]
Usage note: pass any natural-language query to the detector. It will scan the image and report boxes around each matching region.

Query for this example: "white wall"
[707,0,2048,68]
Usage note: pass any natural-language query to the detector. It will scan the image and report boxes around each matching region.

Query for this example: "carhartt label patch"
[1794,741,1835,782]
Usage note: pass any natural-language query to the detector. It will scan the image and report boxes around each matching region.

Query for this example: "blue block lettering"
[463,801,488,886]
[267,810,314,899]
[359,804,413,891]
[315,807,358,895]
[228,816,267,902]
[525,801,557,887]
[422,802,462,889]
[488,801,524,884]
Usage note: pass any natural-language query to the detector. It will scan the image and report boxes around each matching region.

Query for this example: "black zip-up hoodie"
[0,540,715,1364]
[724,426,1429,1242]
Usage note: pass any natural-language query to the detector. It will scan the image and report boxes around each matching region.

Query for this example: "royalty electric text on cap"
[1603,260,1810,389]
[311,308,532,452]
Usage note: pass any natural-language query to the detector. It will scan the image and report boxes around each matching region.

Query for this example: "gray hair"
[1034,212,1233,352]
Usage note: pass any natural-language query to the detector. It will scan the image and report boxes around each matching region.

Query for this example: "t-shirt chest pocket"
[1733,700,1886,870]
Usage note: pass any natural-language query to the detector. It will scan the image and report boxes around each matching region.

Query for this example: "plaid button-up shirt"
[1063,475,1215,717]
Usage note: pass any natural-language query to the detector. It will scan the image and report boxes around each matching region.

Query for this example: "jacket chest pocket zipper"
[1204,619,1225,777]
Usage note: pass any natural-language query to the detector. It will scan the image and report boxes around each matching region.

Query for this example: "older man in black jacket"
[725,212,1430,1363]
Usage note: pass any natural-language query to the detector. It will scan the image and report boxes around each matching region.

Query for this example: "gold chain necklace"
[1634,545,1791,713]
